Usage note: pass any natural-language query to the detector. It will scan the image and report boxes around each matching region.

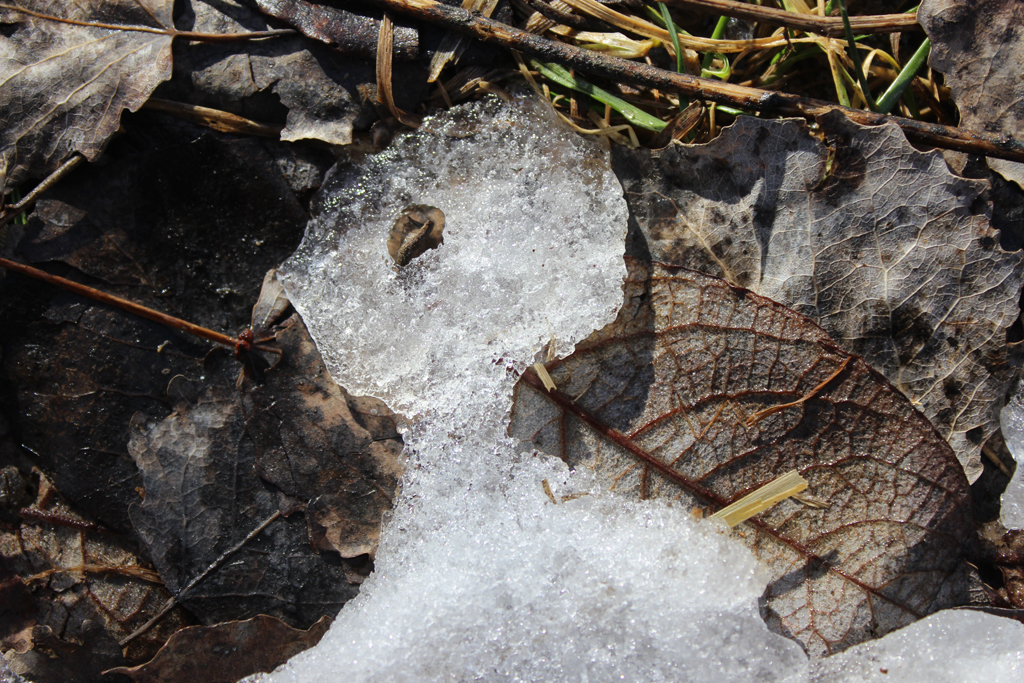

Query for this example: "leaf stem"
[0,257,242,352]
[1,155,86,227]
[0,4,296,42]
[118,510,282,646]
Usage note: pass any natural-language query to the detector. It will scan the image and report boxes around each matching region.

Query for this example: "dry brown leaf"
[107,614,330,683]
[0,0,174,194]
[162,0,427,147]
[510,259,975,656]
[247,314,404,559]
[919,0,1024,189]
[126,369,364,627]
[126,310,400,626]
[613,112,1024,482]
[0,472,187,681]
[5,129,310,534]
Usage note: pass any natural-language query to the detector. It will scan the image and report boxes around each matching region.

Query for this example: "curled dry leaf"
[106,614,331,683]
[919,0,1024,189]
[510,259,975,656]
[613,113,1024,482]
[0,0,174,194]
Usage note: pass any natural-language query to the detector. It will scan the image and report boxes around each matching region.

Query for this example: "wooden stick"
[362,0,1024,164]
[0,257,241,351]
[1,155,86,226]
[660,0,919,37]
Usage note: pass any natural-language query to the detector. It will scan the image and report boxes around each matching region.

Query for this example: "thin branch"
[0,257,242,352]
[119,510,281,645]
[1,155,85,226]
[659,0,919,37]
[363,0,1024,164]
[0,3,296,42]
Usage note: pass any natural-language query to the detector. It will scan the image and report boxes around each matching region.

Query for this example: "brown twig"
[0,3,296,42]
[0,257,242,352]
[119,510,281,645]
[660,0,919,37]
[363,0,1024,164]
[0,154,86,227]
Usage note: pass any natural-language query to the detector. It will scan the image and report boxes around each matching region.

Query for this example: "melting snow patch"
[809,610,1024,682]
[262,93,806,683]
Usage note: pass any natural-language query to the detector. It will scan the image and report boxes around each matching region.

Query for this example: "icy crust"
[278,94,628,420]
[1000,381,1024,529]
[258,459,808,683]
[808,610,1024,682]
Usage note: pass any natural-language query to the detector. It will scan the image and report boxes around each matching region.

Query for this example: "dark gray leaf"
[0,0,174,194]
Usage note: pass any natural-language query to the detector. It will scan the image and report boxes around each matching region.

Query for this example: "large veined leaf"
[0,0,174,194]
[510,259,975,656]
[613,113,1024,482]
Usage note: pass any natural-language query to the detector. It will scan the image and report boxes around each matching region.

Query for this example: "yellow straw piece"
[533,363,557,392]
[709,471,809,527]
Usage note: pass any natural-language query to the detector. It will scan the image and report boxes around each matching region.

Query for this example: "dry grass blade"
[143,98,283,137]
[428,0,499,81]
[376,13,421,126]
[560,0,788,52]
[709,471,809,527]
[661,0,919,37]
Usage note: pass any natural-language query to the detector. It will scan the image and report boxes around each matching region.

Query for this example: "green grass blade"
[658,3,684,73]
[837,0,876,110]
[875,38,930,114]
[530,59,667,132]
[701,15,729,72]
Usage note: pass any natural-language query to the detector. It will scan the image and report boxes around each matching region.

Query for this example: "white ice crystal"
[255,95,1023,683]
[1000,381,1024,529]
[808,610,1024,682]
